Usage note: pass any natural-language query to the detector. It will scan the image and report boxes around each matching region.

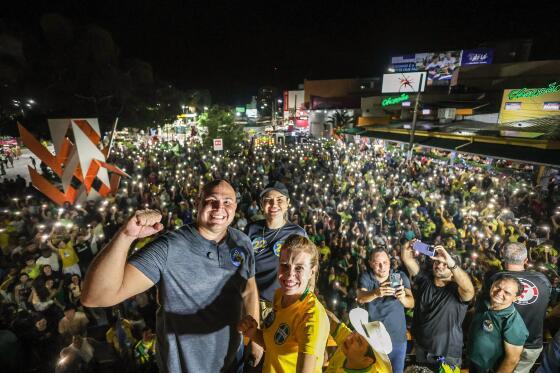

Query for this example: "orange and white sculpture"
[18,119,129,206]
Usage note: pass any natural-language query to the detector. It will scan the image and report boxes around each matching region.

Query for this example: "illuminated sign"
[381,72,427,93]
[508,82,560,100]
[422,109,431,115]
[504,102,522,111]
[461,48,494,65]
[235,107,246,113]
[543,102,560,111]
[499,85,560,124]
[382,94,410,107]
[402,101,411,107]
[246,109,258,118]
[390,50,463,86]
[177,113,197,119]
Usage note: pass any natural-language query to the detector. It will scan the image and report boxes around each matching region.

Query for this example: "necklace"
[263,224,283,246]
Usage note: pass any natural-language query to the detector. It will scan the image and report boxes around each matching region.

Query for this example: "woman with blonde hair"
[239,234,329,373]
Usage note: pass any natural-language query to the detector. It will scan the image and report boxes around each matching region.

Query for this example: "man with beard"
[357,248,414,373]
[401,242,475,371]
[82,179,259,373]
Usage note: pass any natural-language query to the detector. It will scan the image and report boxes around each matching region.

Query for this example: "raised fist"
[123,209,164,239]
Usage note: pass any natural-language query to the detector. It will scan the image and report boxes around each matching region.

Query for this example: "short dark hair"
[198,179,233,199]
[493,274,524,297]
[369,248,389,261]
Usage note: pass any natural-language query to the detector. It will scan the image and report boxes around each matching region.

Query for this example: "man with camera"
[401,241,475,371]
[357,248,414,373]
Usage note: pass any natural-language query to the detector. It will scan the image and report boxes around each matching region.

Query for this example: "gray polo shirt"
[128,224,255,373]
[358,269,411,345]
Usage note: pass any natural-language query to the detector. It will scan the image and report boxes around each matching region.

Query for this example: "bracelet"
[449,262,458,270]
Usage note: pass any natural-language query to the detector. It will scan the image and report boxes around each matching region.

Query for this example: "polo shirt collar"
[185,223,230,247]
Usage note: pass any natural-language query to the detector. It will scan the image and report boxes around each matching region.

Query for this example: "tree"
[198,106,246,151]
[0,13,188,136]
[326,110,354,130]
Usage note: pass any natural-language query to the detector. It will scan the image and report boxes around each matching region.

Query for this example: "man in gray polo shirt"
[357,248,414,373]
[82,179,259,372]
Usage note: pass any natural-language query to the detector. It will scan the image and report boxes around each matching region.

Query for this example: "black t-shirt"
[246,220,307,302]
[411,271,469,359]
[485,270,551,349]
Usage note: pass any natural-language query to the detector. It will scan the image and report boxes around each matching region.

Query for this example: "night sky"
[4,0,560,104]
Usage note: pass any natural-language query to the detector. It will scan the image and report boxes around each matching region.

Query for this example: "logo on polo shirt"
[274,323,290,345]
[515,278,539,305]
[483,319,494,332]
[273,240,285,257]
[252,238,267,254]
[230,248,244,267]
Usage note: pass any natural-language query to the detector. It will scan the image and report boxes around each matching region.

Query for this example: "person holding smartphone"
[401,240,475,372]
[357,248,414,373]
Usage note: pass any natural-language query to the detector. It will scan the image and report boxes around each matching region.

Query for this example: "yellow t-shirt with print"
[326,322,391,373]
[262,288,329,373]
[58,242,79,268]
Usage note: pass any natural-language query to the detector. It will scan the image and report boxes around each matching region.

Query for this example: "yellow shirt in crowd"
[326,322,391,373]
[58,242,79,268]
[262,288,329,373]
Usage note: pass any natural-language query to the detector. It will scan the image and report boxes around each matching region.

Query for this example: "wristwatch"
[449,262,458,270]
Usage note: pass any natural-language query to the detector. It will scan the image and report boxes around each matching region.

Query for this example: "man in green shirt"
[468,274,529,373]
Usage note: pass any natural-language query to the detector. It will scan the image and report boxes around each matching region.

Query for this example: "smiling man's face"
[197,181,237,233]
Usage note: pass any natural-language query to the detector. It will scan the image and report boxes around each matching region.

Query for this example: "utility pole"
[407,74,424,161]
[106,117,119,157]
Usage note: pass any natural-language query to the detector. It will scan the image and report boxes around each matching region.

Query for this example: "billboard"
[246,109,258,118]
[382,72,427,93]
[499,82,560,124]
[391,50,470,86]
[461,48,494,65]
[287,90,305,110]
[416,51,462,86]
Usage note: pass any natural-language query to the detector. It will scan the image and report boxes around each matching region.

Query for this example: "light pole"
[407,74,424,161]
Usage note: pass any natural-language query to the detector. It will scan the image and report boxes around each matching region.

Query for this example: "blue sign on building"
[461,48,494,65]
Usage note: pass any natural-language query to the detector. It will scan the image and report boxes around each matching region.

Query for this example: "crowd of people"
[0,135,559,372]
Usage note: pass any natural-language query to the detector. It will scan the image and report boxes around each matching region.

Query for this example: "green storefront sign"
[382,93,410,107]
[508,82,560,100]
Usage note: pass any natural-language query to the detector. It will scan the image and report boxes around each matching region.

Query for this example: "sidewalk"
[1,146,54,183]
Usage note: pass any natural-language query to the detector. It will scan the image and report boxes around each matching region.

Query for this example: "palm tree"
[326,110,354,130]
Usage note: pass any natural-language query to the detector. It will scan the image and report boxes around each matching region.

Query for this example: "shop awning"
[361,127,560,167]
[340,127,367,135]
